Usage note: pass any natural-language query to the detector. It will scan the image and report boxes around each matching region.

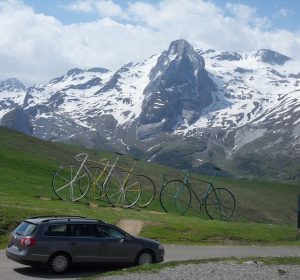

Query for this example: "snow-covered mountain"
[0,40,299,179]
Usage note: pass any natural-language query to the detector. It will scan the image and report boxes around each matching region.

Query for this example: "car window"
[44,224,67,236]
[69,224,95,237]
[15,221,37,236]
[95,225,125,239]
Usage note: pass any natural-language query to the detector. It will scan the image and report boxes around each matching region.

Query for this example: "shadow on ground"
[13,264,127,279]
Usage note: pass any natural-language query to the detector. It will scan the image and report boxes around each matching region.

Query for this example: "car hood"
[133,236,161,245]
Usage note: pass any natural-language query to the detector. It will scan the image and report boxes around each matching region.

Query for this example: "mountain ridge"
[0,39,299,180]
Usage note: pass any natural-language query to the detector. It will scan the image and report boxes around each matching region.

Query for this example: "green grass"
[85,257,300,279]
[0,127,299,249]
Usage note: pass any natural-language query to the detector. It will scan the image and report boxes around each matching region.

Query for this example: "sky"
[0,0,299,84]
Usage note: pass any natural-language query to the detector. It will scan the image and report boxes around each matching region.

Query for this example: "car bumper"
[155,254,164,263]
[154,248,165,263]
[6,246,48,266]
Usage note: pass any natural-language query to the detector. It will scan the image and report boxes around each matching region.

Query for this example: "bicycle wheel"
[105,170,141,208]
[52,164,90,202]
[160,180,191,214]
[205,187,236,221]
[86,166,107,200]
[135,175,156,207]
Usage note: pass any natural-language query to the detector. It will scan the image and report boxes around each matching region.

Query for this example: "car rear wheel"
[136,251,154,265]
[48,253,70,274]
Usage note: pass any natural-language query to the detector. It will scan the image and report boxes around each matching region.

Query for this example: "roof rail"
[29,215,87,219]
[29,216,105,224]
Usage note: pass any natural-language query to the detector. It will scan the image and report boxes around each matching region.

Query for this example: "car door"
[68,224,101,263]
[95,225,138,263]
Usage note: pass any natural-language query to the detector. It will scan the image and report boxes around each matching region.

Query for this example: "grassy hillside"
[0,127,299,248]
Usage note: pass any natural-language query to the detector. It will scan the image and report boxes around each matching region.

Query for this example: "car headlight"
[158,244,164,250]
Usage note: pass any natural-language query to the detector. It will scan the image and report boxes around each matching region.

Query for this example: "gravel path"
[163,245,300,261]
[101,263,300,280]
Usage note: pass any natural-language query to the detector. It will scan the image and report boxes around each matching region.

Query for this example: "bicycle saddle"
[75,153,89,161]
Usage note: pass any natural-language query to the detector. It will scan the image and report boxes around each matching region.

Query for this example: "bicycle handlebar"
[179,170,191,177]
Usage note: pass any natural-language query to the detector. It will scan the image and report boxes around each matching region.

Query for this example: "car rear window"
[15,221,37,236]
[44,224,67,236]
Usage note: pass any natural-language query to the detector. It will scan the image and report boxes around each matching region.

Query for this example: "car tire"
[48,253,71,274]
[136,251,154,265]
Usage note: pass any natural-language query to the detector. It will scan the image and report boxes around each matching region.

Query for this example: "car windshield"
[15,221,37,236]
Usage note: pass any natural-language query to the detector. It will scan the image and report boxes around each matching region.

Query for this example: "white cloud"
[0,0,300,84]
[66,1,93,13]
[226,3,256,22]
[274,8,293,18]
[226,3,271,29]
[65,0,125,18]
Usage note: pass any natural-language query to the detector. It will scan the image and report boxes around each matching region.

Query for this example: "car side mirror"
[119,236,130,243]
[125,234,132,240]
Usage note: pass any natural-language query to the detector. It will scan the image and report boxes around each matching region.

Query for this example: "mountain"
[0,39,299,180]
[138,40,215,139]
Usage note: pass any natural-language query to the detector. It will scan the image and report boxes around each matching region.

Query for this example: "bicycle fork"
[211,188,224,219]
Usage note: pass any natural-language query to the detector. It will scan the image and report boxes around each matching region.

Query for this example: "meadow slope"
[0,127,299,248]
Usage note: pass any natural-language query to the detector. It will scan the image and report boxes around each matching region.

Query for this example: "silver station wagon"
[6,216,164,273]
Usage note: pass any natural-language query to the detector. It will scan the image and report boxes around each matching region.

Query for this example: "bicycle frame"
[77,153,140,203]
[87,154,137,183]
[86,154,122,197]
[100,157,139,186]
[181,170,218,207]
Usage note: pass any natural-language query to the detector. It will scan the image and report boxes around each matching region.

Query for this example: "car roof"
[23,216,131,236]
[25,216,105,224]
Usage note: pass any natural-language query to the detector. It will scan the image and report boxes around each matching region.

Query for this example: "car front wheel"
[136,251,154,265]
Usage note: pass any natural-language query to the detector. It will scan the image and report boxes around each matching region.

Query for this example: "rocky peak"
[149,39,205,82]
[211,51,242,61]
[87,67,110,73]
[137,39,215,139]
[254,49,291,65]
[168,39,204,66]
[0,78,26,92]
[48,68,84,85]
[66,68,84,76]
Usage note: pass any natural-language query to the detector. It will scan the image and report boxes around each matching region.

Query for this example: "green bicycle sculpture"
[159,169,236,221]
